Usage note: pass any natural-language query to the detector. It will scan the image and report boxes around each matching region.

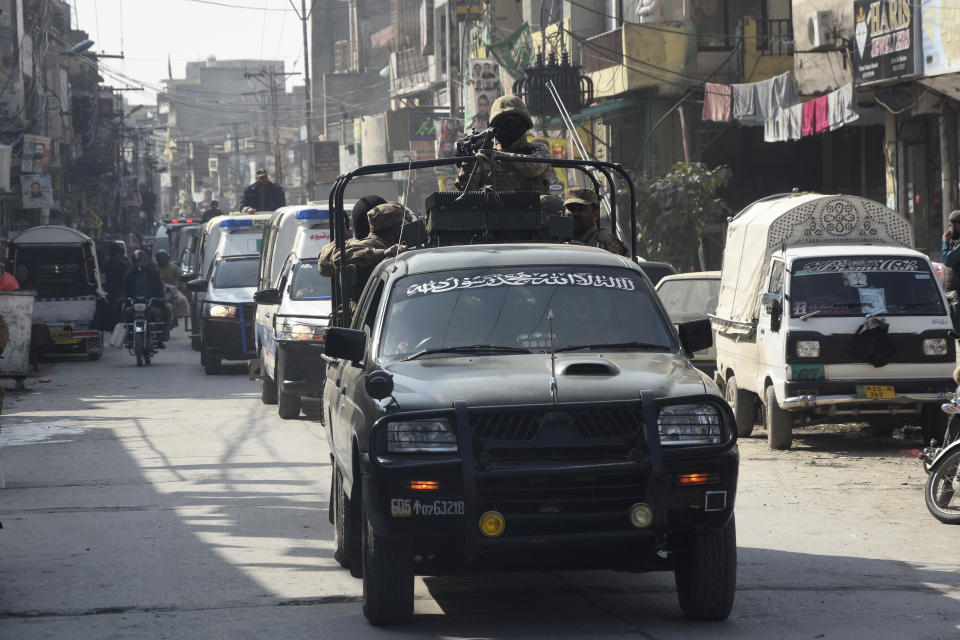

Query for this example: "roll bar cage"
[327,155,637,327]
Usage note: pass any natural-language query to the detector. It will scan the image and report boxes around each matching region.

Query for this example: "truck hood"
[383,352,709,411]
[206,286,256,304]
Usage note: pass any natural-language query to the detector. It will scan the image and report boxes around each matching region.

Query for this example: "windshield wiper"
[554,341,672,353]
[404,344,531,361]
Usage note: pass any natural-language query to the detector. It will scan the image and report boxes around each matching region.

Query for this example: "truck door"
[757,259,786,393]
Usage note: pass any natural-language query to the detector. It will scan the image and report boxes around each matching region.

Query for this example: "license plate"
[791,364,824,381]
[390,497,465,517]
[51,330,72,340]
[857,385,895,400]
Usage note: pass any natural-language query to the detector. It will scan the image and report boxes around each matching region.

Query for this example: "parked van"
[253,205,331,418]
[712,193,954,449]
[8,226,106,359]
[186,212,271,350]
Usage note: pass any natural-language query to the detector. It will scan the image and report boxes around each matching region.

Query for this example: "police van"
[186,212,270,373]
[253,205,331,418]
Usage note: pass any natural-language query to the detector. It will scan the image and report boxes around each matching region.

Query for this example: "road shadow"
[740,423,930,458]
[406,545,959,638]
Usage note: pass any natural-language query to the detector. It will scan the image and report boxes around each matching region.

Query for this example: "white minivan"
[253,205,331,418]
[712,193,955,449]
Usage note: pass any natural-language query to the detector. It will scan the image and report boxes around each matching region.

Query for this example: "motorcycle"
[122,297,165,366]
[920,391,960,524]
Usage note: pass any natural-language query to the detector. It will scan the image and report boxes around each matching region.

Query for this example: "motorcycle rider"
[123,250,167,342]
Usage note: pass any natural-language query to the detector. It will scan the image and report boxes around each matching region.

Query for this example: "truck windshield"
[789,256,944,317]
[14,246,97,298]
[380,266,675,359]
[212,257,259,288]
[289,262,331,300]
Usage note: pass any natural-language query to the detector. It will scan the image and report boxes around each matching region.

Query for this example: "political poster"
[21,174,54,209]
[21,134,51,174]
[464,58,504,133]
[436,117,463,158]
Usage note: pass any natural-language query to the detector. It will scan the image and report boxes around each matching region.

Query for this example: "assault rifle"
[456,126,497,157]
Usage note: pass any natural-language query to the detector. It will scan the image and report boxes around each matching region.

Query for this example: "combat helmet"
[489,96,533,129]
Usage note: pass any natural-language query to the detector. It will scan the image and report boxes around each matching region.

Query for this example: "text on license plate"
[51,330,72,339]
[390,497,465,517]
[856,385,895,400]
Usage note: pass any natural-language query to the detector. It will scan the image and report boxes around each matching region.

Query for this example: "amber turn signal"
[409,480,440,491]
[677,473,711,486]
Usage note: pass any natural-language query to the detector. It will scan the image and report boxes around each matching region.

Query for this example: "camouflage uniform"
[564,187,628,256]
[456,96,551,194]
[319,203,409,288]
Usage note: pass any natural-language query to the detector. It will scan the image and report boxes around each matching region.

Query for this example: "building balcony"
[582,21,693,98]
[390,47,440,97]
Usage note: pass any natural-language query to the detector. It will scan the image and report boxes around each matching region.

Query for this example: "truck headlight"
[277,318,326,341]
[387,419,458,453]
[207,303,237,318]
[796,340,820,358]
[923,338,948,356]
[658,404,722,446]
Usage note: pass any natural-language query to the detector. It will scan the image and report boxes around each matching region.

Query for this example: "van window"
[789,256,944,317]
[768,260,785,295]
[14,245,97,297]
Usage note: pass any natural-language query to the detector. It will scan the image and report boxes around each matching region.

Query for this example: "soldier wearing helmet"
[322,202,412,300]
[456,96,551,194]
[564,188,627,256]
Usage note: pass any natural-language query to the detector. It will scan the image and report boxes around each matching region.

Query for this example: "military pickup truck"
[321,156,739,625]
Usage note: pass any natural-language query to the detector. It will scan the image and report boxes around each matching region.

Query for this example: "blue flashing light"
[219,218,255,230]
[295,208,330,223]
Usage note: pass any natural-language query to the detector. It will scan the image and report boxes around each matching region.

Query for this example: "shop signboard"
[853,0,922,86]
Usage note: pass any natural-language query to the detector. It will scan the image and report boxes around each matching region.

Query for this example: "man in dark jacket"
[242,169,286,211]
[123,250,167,338]
[201,200,223,222]
[941,210,960,328]
[103,242,129,324]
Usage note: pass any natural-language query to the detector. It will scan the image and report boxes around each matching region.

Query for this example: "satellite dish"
[540,0,561,27]
[65,40,95,56]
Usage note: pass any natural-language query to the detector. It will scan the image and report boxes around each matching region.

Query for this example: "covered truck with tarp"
[7,226,107,360]
[712,193,954,449]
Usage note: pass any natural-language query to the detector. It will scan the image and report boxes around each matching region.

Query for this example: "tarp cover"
[713,193,913,335]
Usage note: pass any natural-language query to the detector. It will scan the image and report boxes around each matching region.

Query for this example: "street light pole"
[294,0,316,202]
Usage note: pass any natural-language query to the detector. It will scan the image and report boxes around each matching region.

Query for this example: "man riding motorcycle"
[122,250,167,342]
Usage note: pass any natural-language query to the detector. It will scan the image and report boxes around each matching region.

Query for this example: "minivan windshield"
[789,256,944,317]
[212,257,260,288]
[289,262,331,300]
[379,266,675,359]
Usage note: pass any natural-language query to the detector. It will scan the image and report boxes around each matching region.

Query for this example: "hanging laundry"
[828,83,859,131]
[813,95,829,134]
[702,83,732,122]
[764,102,804,143]
[733,71,799,126]
[732,82,759,121]
[786,104,803,141]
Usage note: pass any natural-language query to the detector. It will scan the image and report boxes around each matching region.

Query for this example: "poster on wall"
[464,58,504,133]
[21,134,51,174]
[853,0,922,85]
[21,174,54,209]
[436,117,463,158]
[921,0,960,76]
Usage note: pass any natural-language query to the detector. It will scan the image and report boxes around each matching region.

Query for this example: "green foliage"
[628,162,731,269]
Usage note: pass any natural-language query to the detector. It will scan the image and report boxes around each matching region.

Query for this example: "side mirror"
[677,318,713,355]
[180,272,197,283]
[187,278,207,293]
[365,369,394,399]
[325,327,366,364]
[253,288,282,305]
[762,292,783,331]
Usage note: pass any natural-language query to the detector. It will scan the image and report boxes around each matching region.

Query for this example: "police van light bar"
[295,208,330,223]
[219,218,254,230]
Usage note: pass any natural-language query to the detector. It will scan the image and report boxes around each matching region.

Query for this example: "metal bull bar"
[327,155,639,328]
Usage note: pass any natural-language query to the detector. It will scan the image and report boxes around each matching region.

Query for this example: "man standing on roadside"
[941,210,960,328]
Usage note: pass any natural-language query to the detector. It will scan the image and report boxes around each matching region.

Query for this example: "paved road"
[1,330,958,639]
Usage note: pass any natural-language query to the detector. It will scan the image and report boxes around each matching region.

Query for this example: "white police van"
[253,205,331,418]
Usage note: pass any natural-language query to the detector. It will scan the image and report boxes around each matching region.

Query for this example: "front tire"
[277,361,301,418]
[925,448,960,524]
[725,375,754,437]
[202,345,221,375]
[362,506,414,626]
[134,332,145,367]
[334,464,362,575]
[765,386,792,450]
[260,353,278,404]
[673,515,737,620]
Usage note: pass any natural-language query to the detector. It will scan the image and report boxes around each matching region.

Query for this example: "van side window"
[352,280,385,333]
[768,260,785,295]
[277,257,294,292]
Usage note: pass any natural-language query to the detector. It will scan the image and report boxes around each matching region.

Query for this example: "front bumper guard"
[782,391,953,410]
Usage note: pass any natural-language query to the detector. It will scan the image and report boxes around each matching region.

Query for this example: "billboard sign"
[853,0,922,85]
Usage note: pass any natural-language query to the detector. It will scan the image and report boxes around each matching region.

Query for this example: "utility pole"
[244,68,299,188]
[290,0,316,201]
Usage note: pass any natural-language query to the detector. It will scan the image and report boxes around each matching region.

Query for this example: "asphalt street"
[0,329,958,639]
